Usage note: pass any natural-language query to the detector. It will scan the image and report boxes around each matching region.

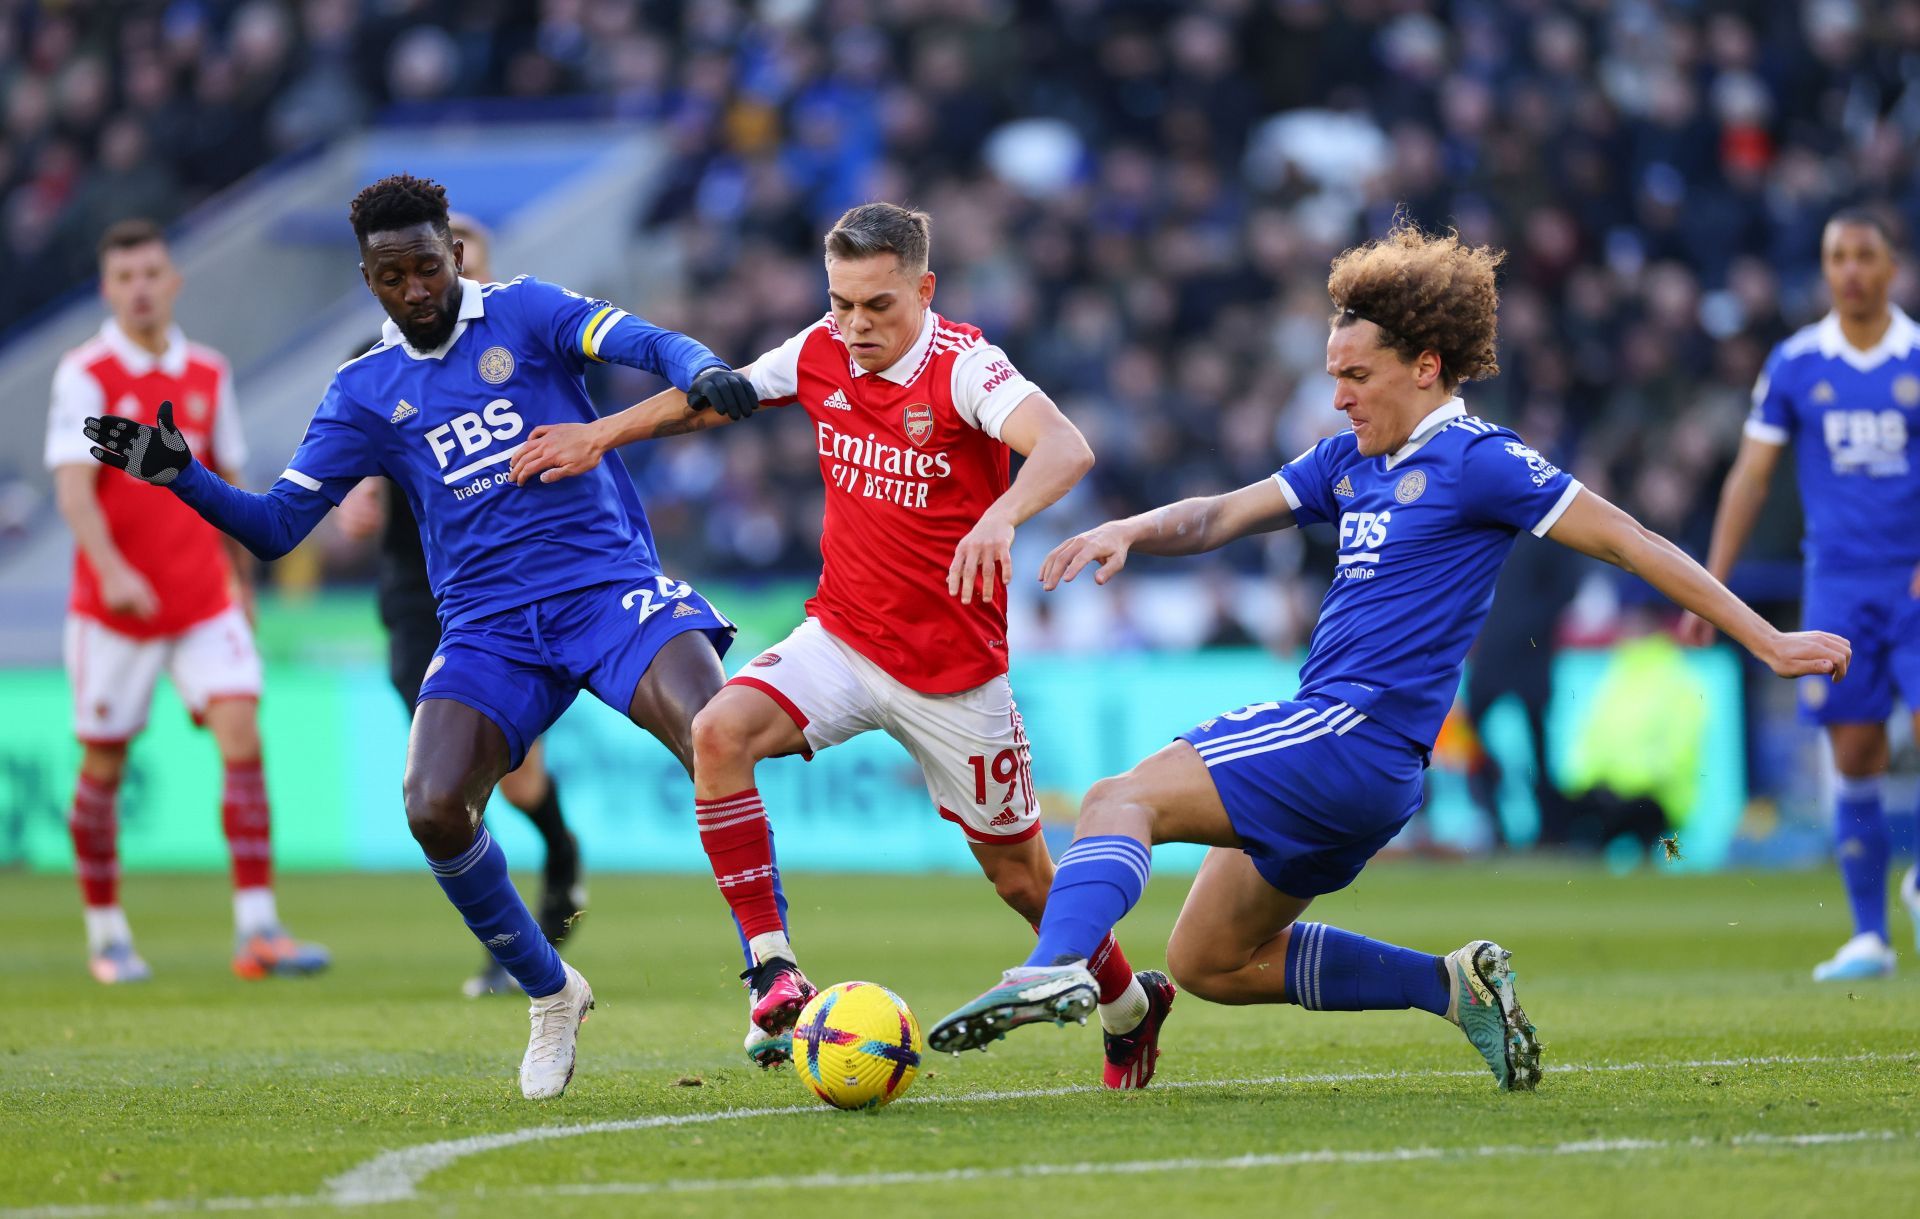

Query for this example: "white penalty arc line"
[3,1052,1908,1219]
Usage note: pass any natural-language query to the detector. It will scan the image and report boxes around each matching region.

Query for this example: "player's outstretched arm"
[1676,434,1782,645]
[949,393,1093,603]
[1544,485,1849,680]
[85,400,333,561]
[508,386,736,485]
[1039,479,1296,591]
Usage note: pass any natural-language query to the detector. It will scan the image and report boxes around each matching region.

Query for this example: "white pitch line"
[3,1051,1908,1219]
[537,1128,1909,1199]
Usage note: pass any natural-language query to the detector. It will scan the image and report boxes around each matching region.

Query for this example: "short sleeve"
[280,381,380,505]
[209,360,249,477]
[743,320,822,405]
[1744,346,1792,446]
[949,342,1041,440]
[1459,432,1582,537]
[45,356,104,469]
[1273,438,1341,527]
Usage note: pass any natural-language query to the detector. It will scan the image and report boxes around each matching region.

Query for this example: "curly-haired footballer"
[81,173,766,1100]
[929,217,1852,1091]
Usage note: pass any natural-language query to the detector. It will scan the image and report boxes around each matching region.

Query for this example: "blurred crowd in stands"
[8,0,1920,651]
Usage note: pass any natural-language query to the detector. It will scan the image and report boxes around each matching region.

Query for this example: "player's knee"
[690,703,751,770]
[402,776,476,859]
[1164,940,1231,1002]
[1077,775,1139,833]
[79,742,129,786]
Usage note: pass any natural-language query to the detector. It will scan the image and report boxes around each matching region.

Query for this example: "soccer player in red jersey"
[511,204,1173,1087]
[44,220,328,984]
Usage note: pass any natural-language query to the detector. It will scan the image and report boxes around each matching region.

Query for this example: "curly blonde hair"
[1326,217,1504,388]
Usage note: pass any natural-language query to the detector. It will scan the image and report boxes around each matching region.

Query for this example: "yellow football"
[791,981,923,1110]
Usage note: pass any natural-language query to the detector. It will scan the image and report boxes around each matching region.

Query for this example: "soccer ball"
[791,981,923,1110]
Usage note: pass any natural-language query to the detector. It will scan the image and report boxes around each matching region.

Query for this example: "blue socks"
[428,828,567,998]
[1028,836,1150,968]
[1834,775,1890,941]
[1284,922,1449,1016]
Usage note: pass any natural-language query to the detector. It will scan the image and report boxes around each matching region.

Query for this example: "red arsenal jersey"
[747,310,1043,694]
[45,321,247,640]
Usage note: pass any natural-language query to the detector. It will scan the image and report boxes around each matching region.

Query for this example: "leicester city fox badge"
[478,346,515,385]
[1395,469,1427,503]
[903,402,935,447]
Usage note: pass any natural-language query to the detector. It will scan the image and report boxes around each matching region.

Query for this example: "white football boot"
[1811,932,1895,982]
[520,962,593,1099]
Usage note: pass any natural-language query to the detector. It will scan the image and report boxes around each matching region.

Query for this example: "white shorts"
[64,606,263,743]
[729,617,1040,844]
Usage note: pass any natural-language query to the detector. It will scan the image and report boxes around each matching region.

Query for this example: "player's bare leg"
[684,680,814,1045]
[71,740,147,983]
[970,832,1162,1086]
[635,637,811,1063]
[1816,720,1897,980]
[203,696,328,979]
[1165,848,1313,1004]
[407,700,590,1099]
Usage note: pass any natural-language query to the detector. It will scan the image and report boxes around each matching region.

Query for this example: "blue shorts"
[1799,565,1920,725]
[1178,694,1426,898]
[418,575,734,768]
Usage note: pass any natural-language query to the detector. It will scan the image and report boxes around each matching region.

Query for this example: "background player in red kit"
[511,203,1174,1087]
[44,220,328,984]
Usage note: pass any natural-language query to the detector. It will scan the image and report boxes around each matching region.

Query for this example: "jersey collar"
[1815,306,1918,373]
[851,309,937,385]
[1384,397,1467,468]
[381,277,487,361]
[100,319,189,378]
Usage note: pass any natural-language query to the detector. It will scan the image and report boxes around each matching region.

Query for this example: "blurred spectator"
[5,0,1920,611]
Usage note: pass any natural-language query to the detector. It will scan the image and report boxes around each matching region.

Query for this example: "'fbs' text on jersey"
[270,276,728,627]
[1747,307,1920,571]
[1276,401,1582,749]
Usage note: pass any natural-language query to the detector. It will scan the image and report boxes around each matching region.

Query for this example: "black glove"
[686,366,758,422]
[85,399,192,487]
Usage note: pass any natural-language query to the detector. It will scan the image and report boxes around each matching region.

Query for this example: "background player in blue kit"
[930,220,1851,1091]
[1681,209,1920,982]
[81,174,773,1100]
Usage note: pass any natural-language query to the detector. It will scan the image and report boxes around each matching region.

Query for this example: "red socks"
[69,773,120,907]
[221,759,272,891]
[696,789,785,939]
[1088,932,1135,1004]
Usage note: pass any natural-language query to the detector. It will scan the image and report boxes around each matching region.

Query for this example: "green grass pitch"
[3,861,1917,1217]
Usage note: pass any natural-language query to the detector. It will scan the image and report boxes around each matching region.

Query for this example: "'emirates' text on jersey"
[746,310,1041,694]
[1746,307,1920,571]
[1277,399,1581,749]
[279,276,724,627]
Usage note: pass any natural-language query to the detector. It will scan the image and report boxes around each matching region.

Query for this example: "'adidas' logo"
[822,389,853,412]
[390,399,417,423]
[989,808,1022,827]
[1333,475,1355,498]
[671,602,702,619]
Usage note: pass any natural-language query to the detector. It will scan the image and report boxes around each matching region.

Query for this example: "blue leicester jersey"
[278,276,726,627]
[1746,307,1920,571]
[1274,400,1582,749]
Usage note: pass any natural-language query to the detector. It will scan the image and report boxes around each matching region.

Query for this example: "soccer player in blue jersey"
[82,174,774,1099]
[1680,209,1920,982]
[929,220,1851,1090]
